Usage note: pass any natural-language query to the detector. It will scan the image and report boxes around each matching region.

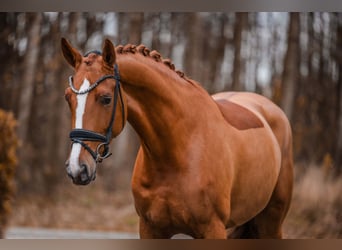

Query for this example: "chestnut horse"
[61,38,293,239]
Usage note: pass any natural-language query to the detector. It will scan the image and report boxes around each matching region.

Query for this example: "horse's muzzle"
[65,161,96,185]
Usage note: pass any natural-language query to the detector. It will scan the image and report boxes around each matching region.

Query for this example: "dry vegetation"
[284,165,342,238]
[9,175,139,233]
[0,110,18,238]
[8,164,342,238]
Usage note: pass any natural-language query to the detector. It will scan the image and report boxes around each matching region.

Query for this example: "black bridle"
[68,62,125,163]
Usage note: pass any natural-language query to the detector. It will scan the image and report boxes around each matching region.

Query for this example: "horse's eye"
[100,95,112,106]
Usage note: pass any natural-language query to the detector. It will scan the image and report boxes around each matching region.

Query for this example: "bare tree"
[15,13,42,190]
[183,13,203,81]
[205,13,228,93]
[334,13,342,174]
[128,13,144,44]
[0,13,19,112]
[231,12,248,91]
[17,13,42,142]
[280,13,300,122]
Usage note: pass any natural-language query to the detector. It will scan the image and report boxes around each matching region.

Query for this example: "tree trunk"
[43,13,68,194]
[149,13,161,50]
[231,12,248,91]
[16,13,42,191]
[67,12,81,44]
[334,13,342,174]
[117,13,128,44]
[0,13,19,112]
[206,13,228,93]
[280,12,300,122]
[128,13,144,44]
[166,13,181,58]
[17,13,42,143]
[183,13,203,81]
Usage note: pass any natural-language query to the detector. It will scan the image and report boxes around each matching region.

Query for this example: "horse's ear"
[61,37,82,69]
[102,38,116,67]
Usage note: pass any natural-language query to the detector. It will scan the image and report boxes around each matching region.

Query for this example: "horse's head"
[61,38,127,185]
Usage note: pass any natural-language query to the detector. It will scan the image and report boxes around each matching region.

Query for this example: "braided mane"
[115,44,185,78]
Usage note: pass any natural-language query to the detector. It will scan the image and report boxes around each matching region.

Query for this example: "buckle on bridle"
[95,142,112,163]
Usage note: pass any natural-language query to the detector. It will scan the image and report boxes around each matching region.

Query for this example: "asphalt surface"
[5,227,139,239]
[5,227,193,239]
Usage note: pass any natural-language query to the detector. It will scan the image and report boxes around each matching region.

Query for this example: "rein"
[68,63,125,163]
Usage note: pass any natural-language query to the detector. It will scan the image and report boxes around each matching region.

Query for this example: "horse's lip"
[72,176,93,186]
[73,179,91,185]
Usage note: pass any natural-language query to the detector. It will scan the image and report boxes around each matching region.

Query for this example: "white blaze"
[69,78,90,175]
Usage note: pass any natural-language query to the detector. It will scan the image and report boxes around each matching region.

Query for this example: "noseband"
[68,62,125,163]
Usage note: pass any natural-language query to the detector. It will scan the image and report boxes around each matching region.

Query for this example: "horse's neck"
[118,56,212,161]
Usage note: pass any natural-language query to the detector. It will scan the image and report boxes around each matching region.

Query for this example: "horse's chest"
[135,191,187,227]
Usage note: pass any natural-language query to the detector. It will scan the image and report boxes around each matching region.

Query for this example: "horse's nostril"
[66,165,73,180]
[79,164,89,182]
[65,162,92,185]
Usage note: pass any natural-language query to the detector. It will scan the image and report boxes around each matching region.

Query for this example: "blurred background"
[0,12,341,238]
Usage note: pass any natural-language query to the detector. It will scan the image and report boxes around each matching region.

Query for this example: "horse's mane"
[115,44,186,79]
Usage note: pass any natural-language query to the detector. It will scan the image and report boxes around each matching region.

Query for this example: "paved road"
[5,227,139,239]
[5,227,192,239]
